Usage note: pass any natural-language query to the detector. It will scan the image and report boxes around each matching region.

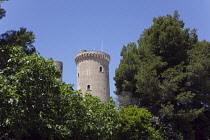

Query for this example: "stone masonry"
[53,60,63,83]
[75,50,110,102]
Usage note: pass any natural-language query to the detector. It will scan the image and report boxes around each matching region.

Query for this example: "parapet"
[75,50,110,64]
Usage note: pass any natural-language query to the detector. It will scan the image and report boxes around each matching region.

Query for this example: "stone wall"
[53,60,63,83]
[75,50,110,102]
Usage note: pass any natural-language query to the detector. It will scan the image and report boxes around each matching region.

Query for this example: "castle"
[54,50,110,102]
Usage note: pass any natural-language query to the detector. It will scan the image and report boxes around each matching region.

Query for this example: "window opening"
[87,85,90,91]
[99,66,103,72]
[78,73,79,78]
[87,70,90,75]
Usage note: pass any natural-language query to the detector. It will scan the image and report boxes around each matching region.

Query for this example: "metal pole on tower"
[101,40,104,52]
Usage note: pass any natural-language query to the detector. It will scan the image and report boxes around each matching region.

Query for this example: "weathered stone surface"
[75,50,110,102]
[53,60,63,83]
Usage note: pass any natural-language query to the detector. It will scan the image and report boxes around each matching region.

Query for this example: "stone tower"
[53,60,63,83]
[75,50,110,102]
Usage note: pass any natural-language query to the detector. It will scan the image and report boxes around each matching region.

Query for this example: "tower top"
[79,50,87,54]
[75,50,110,64]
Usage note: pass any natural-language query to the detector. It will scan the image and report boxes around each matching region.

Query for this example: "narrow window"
[87,70,90,75]
[78,73,79,78]
[87,85,90,91]
[99,66,103,72]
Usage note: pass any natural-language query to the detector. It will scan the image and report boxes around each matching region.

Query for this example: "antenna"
[101,40,104,52]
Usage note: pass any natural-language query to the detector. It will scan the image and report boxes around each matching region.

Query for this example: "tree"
[0,44,83,139]
[114,11,210,139]
[0,1,36,56]
[0,0,8,19]
[76,94,120,140]
[0,28,36,55]
[0,44,161,139]
[0,44,63,139]
[118,106,162,140]
[186,40,210,139]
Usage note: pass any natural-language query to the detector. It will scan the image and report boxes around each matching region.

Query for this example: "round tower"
[75,50,110,102]
[53,60,63,83]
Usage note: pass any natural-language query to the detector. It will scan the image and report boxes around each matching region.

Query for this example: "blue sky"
[1,0,210,101]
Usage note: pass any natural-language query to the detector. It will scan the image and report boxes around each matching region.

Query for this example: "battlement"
[75,50,110,64]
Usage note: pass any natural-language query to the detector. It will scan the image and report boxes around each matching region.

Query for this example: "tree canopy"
[0,41,161,140]
[0,28,36,55]
[0,1,36,56]
[114,11,210,139]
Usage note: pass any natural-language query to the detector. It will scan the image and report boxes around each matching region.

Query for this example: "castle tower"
[75,50,110,102]
[53,60,63,83]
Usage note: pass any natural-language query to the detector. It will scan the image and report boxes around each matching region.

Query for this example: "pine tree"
[114,11,210,139]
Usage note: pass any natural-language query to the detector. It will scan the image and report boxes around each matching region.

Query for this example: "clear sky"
[1,0,210,101]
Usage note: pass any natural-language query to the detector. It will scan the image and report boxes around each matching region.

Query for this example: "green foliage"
[114,11,210,139]
[0,28,36,55]
[0,44,161,139]
[114,43,139,96]
[118,106,162,140]
[0,1,36,56]
[139,11,197,67]
[78,94,120,140]
[0,45,62,139]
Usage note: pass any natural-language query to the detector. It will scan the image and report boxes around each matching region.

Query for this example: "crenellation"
[75,51,110,64]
